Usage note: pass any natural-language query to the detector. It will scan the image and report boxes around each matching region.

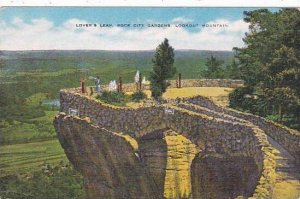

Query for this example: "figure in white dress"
[142,76,146,84]
[109,80,117,91]
[135,70,141,91]
[134,70,140,83]
[94,76,101,93]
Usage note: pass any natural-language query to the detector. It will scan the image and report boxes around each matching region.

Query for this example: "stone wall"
[57,89,276,198]
[184,95,300,164]
[60,89,267,160]
[60,89,166,137]
[167,79,244,89]
[177,102,245,124]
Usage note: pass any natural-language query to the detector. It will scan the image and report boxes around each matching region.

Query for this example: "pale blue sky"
[0,7,278,26]
[0,7,280,50]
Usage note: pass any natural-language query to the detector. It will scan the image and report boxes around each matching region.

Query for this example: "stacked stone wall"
[167,79,244,88]
[177,103,244,124]
[163,105,273,186]
[184,95,300,164]
[60,89,166,138]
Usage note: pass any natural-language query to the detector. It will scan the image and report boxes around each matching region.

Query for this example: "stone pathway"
[177,103,300,199]
[267,136,300,199]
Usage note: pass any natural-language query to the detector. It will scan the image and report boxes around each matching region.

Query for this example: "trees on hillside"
[231,8,300,128]
[202,55,241,79]
[203,55,224,78]
[225,59,241,79]
[150,38,176,99]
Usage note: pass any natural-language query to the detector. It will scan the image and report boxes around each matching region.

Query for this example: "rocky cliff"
[54,114,160,199]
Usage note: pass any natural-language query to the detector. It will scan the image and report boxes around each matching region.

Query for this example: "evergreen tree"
[150,38,176,99]
[203,55,224,78]
[225,59,240,79]
[231,8,300,128]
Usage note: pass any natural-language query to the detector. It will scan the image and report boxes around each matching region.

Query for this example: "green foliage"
[0,110,58,145]
[25,93,48,106]
[131,91,147,102]
[150,38,176,99]
[265,114,281,122]
[203,55,224,78]
[265,87,298,122]
[0,162,85,199]
[229,87,254,109]
[232,8,300,129]
[97,91,129,106]
[265,46,300,93]
[225,59,241,79]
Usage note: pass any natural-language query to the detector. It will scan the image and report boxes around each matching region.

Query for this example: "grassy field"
[0,111,58,144]
[0,139,67,177]
[162,87,233,99]
[126,87,233,108]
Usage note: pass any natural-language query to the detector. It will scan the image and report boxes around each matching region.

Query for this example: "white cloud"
[171,17,193,23]
[0,17,249,51]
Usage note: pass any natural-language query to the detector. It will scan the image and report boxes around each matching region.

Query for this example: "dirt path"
[267,136,300,199]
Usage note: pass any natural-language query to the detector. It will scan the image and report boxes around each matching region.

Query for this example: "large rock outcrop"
[54,114,160,199]
[54,88,280,199]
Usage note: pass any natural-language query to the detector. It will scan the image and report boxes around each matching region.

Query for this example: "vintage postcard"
[0,6,299,199]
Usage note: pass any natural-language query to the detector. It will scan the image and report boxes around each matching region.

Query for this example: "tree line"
[229,8,300,129]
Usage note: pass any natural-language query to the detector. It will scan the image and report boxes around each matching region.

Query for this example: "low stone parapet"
[184,95,300,165]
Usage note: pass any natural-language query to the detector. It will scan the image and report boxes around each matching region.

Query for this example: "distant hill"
[0,50,233,60]
[0,49,234,110]
[0,50,233,78]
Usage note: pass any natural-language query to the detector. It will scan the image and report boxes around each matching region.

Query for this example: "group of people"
[89,70,146,94]
[90,76,117,93]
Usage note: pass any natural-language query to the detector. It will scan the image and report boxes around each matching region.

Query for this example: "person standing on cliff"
[89,76,101,93]
[95,76,101,93]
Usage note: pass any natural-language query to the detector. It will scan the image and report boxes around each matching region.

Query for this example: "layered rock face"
[54,114,160,199]
[139,130,198,199]
[138,130,168,198]
[191,154,259,199]
[163,132,198,199]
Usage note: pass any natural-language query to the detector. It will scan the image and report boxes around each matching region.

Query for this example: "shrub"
[229,86,254,109]
[131,91,147,102]
[96,91,127,106]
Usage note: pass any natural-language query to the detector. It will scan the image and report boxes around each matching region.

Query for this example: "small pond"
[43,99,60,107]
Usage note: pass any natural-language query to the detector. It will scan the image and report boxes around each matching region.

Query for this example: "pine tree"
[232,8,300,128]
[150,38,176,99]
[203,55,223,79]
